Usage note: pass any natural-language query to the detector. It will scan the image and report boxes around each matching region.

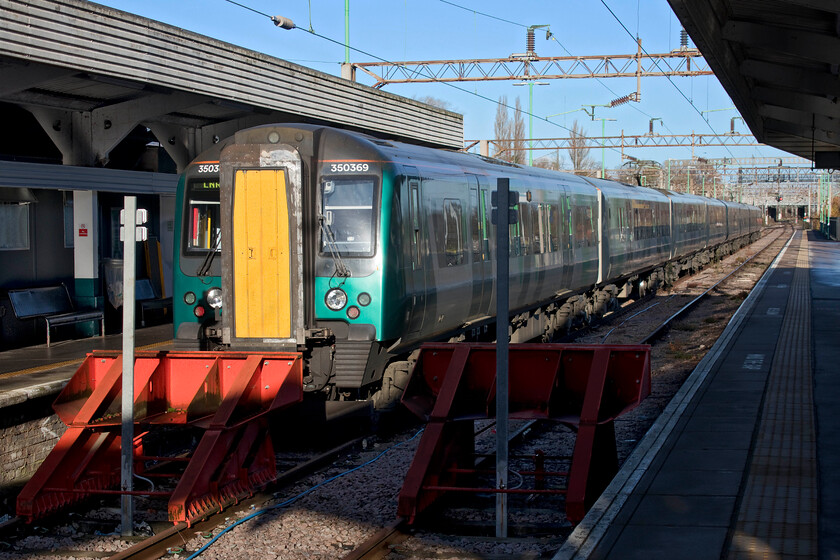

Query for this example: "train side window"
[540,204,548,253]
[409,182,422,269]
[573,205,594,247]
[548,204,559,252]
[633,208,640,240]
[469,188,483,262]
[438,198,464,267]
[520,203,532,255]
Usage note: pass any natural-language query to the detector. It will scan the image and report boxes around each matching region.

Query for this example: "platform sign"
[120,197,147,537]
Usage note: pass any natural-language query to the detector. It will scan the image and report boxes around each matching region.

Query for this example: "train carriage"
[588,178,672,283]
[172,123,763,407]
[707,197,728,247]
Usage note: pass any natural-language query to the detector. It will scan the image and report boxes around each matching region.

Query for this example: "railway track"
[342,225,793,560]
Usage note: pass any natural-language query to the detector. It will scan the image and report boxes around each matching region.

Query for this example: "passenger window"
[409,182,422,269]
[548,204,560,253]
[437,198,464,267]
[469,188,483,262]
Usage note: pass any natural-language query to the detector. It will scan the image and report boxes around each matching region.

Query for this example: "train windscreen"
[320,177,377,257]
[185,178,221,254]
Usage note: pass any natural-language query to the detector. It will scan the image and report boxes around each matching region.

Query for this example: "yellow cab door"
[232,168,293,340]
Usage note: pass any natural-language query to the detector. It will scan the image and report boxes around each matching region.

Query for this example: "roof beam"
[723,20,840,64]
[763,117,840,148]
[752,86,840,120]
[783,0,840,13]
[741,60,840,98]
[758,104,838,136]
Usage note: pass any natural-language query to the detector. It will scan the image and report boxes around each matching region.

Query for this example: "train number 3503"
[197,164,220,173]
[329,163,370,173]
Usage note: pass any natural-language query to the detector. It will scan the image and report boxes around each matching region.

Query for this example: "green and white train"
[173,124,763,407]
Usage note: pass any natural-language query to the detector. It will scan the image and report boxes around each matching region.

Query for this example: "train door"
[230,167,296,342]
[468,176,492,317]
[405,168,427,334]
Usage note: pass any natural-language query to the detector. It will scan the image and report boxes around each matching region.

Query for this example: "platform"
[0,324,173,406]
[557,229,840,560]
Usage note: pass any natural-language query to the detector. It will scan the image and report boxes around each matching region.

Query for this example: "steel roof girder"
[740,59,840,98]
[764,117,840,148]
[723,20,840,65]
[758,104,840,137]
[752,86,840,120]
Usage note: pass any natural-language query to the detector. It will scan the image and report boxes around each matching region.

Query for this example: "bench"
[136,278,172,327]
[8,284,105,347]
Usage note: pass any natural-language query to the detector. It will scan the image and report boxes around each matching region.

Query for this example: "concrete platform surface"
[557,229,840,560]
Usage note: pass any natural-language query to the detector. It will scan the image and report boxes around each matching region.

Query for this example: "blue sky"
[93,0,790,168]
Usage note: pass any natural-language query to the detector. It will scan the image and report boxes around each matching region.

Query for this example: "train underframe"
[356,231,761,409]
[196,232,759,410]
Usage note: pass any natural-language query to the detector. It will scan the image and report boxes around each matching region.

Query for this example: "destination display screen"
[189,179,220,192]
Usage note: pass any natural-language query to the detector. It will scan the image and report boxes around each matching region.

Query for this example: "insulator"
[271,15,296,30]
[526,28,535,54]
[680,29,689,49]
[610,94,633,107]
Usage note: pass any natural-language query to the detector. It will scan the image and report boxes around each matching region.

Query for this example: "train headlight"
[206,287,223,309]
[325,288,348,311]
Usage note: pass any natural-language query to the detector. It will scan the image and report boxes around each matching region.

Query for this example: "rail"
[640,226,792,345]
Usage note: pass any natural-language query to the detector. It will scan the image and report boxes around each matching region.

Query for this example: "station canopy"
[0,0,463,173]
[669,0,840,168]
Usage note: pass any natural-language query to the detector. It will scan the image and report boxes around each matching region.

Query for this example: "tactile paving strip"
[726,232,817,559]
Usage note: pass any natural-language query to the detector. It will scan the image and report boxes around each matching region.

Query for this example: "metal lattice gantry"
[465,132,761,160]
[628,156,837,212]
[351,43,712,89]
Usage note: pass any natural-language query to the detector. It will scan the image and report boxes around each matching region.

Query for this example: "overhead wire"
[436,0,528,29]
[599,0,736,159]
[219,0,631,160]
[435,0,691,155]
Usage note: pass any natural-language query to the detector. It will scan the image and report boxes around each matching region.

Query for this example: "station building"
[0,0,463,349]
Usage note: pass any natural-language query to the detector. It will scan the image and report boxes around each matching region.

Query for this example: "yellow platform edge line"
[0,339,174,380]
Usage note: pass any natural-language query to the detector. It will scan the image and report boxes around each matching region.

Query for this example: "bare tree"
[512,97,526,164]
[413,95,454,112]
[567,120,597,176]
[534,150,563,170]
[493,95,512,161]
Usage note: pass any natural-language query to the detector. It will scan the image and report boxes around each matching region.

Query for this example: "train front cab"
[173,142,230,347]
[213,125,391,398]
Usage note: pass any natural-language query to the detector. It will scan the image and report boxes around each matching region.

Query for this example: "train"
[172,124,763,408]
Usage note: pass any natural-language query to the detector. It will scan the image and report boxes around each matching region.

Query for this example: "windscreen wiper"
[318,214,351,278]
[196,229,221,277]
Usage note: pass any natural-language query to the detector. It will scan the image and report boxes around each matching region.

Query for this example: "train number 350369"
[329,163,370,173]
